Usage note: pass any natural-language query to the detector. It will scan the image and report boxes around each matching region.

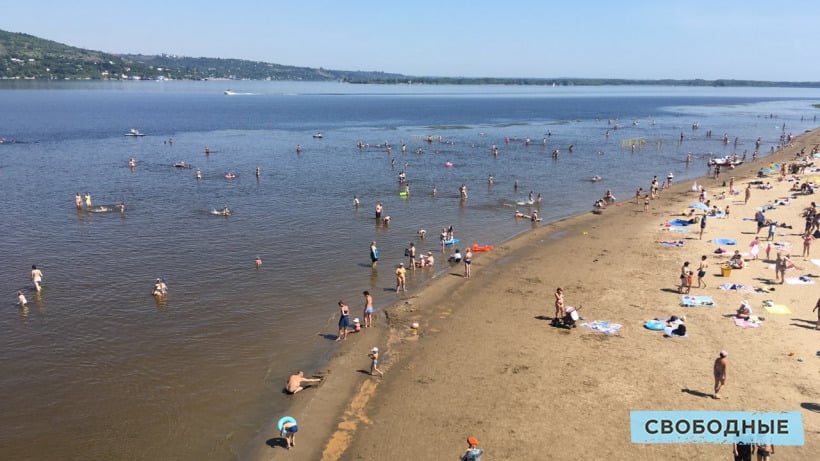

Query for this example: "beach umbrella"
[689,202,709,210]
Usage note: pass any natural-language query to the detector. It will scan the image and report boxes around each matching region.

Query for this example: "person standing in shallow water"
[369,241,379,268]
[363,291,374,328]
[337,300,350,341]
[31,265,43,292]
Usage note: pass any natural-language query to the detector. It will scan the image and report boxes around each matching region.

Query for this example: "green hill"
[3,28,820,88]
[0,29,404,81]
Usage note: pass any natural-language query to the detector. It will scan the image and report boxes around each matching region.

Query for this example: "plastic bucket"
[721,265,731,277]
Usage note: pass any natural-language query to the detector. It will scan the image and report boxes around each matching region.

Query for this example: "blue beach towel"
[681,295,716,307]
[713,238,737,246]
[669,219,692,227]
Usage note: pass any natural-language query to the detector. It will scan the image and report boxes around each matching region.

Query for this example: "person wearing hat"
[461,437,484,461]
[395,263,407,293]
[368,347,383,377]
[423,251,435,268]
[713,350,728,399]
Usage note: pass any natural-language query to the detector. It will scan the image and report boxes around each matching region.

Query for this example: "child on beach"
[368,347,384,377]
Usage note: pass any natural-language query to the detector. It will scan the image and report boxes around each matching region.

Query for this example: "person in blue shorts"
[280,419,298,449]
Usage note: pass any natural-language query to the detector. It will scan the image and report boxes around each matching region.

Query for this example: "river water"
[0,81,818,460]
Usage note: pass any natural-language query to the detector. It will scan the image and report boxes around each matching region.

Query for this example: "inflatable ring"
[278,416,296,432]
[644,320,665,331]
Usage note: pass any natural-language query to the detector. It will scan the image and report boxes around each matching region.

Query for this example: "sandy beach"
[248,129,820,460]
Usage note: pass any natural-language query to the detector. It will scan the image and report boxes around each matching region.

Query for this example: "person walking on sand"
[803,231,814,258]
[813,297,820,330]
[285,371,322,394]
[733,442,753,461]
[31,265,43,292]
[679,261,692,294]
[395,263,407,293]
[699,213,707,240]
[337,301,350,341]
[696,256,708,288]
[755,443,774,461]
[749,237,760,260]
[744,184,751,205]
[368,347,384,377]
[461,437,484,461]
[464,247,472,278]
[363,291,374,328]
[713,350,728,399]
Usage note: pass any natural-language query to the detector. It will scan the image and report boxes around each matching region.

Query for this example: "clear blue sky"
[2,0,819,81]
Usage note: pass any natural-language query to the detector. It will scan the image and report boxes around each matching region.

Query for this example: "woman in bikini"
[554,287,566,321]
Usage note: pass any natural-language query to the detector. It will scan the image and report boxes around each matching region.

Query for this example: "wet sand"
[248,129,820,460]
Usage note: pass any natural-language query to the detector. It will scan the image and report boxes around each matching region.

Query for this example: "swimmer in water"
[222,207,231,216]
[195,169,202,180]
[17,291,27,307]
[255,256,262,268]
[255,166,261,178]
[75,193,83,210]
[353,195,359,208]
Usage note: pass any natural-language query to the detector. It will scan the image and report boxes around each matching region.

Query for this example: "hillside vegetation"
[0,29,402,81]
[3,29,820,88]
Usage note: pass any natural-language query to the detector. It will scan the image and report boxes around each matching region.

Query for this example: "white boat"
[125,128,145,137]
[313,133,323,139]
[707,156,743,167]
[224,90,236,95]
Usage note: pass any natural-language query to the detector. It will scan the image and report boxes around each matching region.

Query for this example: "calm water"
[1,81,818,460]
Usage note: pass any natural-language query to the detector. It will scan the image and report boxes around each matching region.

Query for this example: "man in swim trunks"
[464,248,472,278]
[408,242,417,270]
[363,291,374,328]
[713,350,728,399]
[280,419,298,449]
[755,443,774,460]
[31,265,43,292]
[285,371,322,394]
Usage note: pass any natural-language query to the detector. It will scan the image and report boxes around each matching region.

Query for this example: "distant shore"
[247,127,820,460]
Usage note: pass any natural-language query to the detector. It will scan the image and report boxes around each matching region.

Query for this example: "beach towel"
[717,283,754,293]
[785,276,814,285]
[762,304,791,315]
[714,238,737,246]
[662,226,690,233]
[681,295,715,307]
[581,320,623,335]
[733,317,761,328]
[669,219,692,227]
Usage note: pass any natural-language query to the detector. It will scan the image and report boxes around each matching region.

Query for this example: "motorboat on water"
[707,156,743,167]
[224,90,236,95]
[125,128,145,137]
[174,161,192,169]
[313,132,323,139]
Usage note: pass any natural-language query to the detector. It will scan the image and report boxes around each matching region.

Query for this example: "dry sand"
[249,129,820,461]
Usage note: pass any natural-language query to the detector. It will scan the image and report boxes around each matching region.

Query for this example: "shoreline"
[246,128,820,460]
